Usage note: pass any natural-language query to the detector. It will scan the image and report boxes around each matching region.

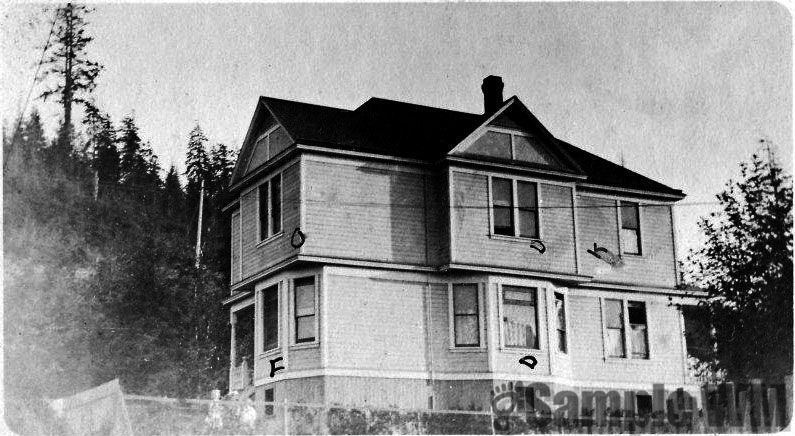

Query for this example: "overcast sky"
[2,2,791,259]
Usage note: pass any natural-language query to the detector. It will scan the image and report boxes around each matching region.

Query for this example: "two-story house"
[222,76,702,413]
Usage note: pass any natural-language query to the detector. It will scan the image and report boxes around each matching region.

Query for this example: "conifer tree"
[685,144,793,381]
[209,142,235,198]
[21,109,48,165]
[162,165,185,217]
[84,105,119,190]
[185,124,210,212]
[118,114,144,183]
[39,3,103,163]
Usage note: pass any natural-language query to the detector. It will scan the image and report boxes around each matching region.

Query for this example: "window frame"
[257,171,284,245]
[478,127,557,166]
[617,200,642,256]
[253,124,280,162]
[498,285,541,351]
[447,283,486,351]
[260,283,280,356]
[488,175,543,241]
[600,297,651,360]
[553,292,568,354]
[291,275,320,348]
[627,301,650,359]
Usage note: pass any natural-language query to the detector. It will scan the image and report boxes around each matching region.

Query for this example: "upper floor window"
[620,201,641,255]
[502,286,539,349]
[262,284,279,353]
[451,284,480,347]
[603,298,649,359]
[554,292,567,354]
[293,276,317,344]
[490,177,539,239]
[258,173,282,241]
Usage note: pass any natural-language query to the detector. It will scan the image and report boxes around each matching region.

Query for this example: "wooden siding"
[302,159,434,265]
[487,282,552,376]
[239,162,300,281]
[427,283,489,373]
[576,195,676,288]
[567,289,686,385]
[325,274,428,372]
[231,210,241,284]
[450,171,577,274]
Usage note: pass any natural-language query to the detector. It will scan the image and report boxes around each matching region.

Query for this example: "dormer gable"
[449,98,583,176]
[230,98,296,187]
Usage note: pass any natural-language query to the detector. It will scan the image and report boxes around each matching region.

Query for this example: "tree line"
[3,4,238,433]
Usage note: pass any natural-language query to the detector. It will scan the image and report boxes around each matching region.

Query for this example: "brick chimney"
[481,75,504,114]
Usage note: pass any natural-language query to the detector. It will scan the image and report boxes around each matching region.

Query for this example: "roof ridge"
[261,95,352,113]
[356,96,482,117]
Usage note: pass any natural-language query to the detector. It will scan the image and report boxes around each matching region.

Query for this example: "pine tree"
[118,114,144,184]
[685,144,793,381]
[39,3,103,164]
[84,105,119,190]
[185,124,210,215]
[21,109,48,166]
[185,125,210,187]
[209,142,235,198]
[161,165,184,217]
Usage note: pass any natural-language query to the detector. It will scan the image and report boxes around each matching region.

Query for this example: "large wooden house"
[222,76,702,412]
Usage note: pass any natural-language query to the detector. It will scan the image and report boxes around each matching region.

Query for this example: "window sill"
[448,346,487,353]
[604,356,653,364]
[499,346,542,354]
[489,234,543,245]
[258,347,281,359]
[289,341,319,351]
[256,232,284,248]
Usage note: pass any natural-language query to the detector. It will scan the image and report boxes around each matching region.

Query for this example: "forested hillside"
[3,106,237,432]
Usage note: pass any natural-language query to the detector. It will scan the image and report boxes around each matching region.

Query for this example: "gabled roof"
[230,95,685,199]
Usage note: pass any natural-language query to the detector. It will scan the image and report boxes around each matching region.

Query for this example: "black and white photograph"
[1,1,792,434]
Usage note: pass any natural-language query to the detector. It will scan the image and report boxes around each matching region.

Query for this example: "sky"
[1,1,792,259]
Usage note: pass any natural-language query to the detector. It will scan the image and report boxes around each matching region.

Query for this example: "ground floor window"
[502,286,539,349]
[262,285,279,352]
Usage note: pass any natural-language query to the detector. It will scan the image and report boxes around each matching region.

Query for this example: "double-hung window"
[603,299,649,359]
[262,285,279,353]
[502,286,539,349]
[490,177,539,239]
[620,201,641,255]
[604,299,626,358]
[294,277,316,344]
[554,292,567,354]
[258,174,282,241]
[452,284,480,347]
[628,302,649,359]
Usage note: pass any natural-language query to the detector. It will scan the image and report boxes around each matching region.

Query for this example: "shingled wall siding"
[576,195,677,288]
[302,158,434,266]
[450,171,577,274]
[239,162,301,281]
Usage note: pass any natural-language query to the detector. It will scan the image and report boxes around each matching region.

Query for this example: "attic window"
[468,128,558,166]
[248,125,291,173]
